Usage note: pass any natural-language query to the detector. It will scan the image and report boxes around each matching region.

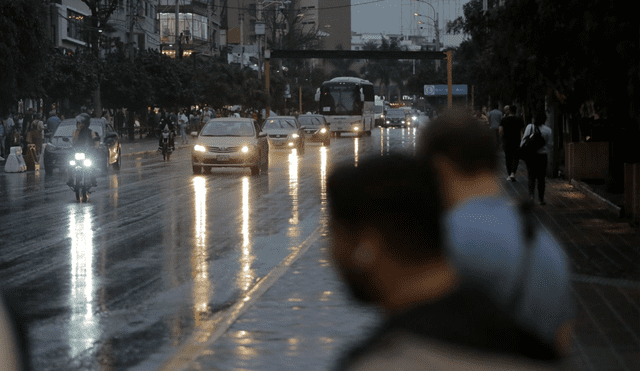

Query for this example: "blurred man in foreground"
[328,154,561,371]
[417,107,574,357]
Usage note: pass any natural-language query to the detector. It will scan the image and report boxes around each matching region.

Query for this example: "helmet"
[76,113,91,127]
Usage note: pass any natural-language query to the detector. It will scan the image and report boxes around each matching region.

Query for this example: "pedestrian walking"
[417,107,573,357]
[45,110,61,138]
[500,105,525,181]
[27,113,45,157]
[521,110,554,205]
[0,115,7,160]
[327,154,561,371]
[179,110,189,144]
[486,103,503,147]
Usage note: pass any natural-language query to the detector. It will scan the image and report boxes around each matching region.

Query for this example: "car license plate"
[217,154,229,161]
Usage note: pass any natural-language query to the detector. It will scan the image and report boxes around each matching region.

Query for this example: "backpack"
[519,124,545,159]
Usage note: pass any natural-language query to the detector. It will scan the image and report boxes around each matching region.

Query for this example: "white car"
[191,118,269,175]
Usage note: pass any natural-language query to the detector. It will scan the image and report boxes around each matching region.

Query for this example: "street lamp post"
[411,0,441,69]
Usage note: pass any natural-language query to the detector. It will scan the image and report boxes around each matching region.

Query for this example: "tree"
[0,0,49,115]
[41,46,99,112]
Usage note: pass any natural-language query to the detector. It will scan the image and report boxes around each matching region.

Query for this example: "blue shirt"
[444,195,573,345]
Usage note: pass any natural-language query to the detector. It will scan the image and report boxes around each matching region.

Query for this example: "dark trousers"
[526,153,548,201]
[504,145,520,175]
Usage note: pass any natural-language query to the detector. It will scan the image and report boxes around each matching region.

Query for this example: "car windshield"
[201,121,255,137]
[264,119,298,130]
[54,123,103,138]
[386,109,405,118]
[297,116,324,127]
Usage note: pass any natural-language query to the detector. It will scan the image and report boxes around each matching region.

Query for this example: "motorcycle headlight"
[83,159,92,167]
[193,144,206,152]
[75,153,85,160]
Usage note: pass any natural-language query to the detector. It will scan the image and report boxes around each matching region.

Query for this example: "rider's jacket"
[73,127,99,152]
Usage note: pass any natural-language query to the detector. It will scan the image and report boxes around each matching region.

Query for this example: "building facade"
[157,0,221,58]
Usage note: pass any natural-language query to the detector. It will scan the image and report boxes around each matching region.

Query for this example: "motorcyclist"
[157,112,176,152]
[67,113,99,187]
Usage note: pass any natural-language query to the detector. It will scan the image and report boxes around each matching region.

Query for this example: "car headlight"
[69,160,76,166]
[320,128,327,134]
[194,144,206,152]
[241,145,250,153]
[75,153,85,160]
[353,126,360,131]
[386,120,390,124]
[412,116,418,121]
[401,120,405,124]
[291,133,299,139]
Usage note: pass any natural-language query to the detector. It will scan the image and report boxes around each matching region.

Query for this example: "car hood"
[49,137,74,148]
[263,129,296,136]
[196,136,257,146]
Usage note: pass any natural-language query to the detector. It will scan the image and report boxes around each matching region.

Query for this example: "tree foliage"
[0,0,49,114]
[457,0,640,128]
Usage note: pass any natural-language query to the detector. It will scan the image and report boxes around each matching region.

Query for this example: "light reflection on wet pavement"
[0,128,417,370]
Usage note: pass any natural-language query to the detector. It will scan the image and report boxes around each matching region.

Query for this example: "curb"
[569,178,622,217]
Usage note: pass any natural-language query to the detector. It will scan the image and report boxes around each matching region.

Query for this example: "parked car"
[191,118,268,175]
[43,118,121,175]
[262,116,306,154]
[297,114,330,146]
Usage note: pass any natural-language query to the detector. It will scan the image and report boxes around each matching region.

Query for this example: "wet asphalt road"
[0,127,420,370]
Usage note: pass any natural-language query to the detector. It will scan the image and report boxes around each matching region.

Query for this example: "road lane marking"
[158,224,324,371]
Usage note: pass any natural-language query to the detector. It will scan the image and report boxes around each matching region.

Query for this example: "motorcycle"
[161,129,173,161]
[68,152,94,202]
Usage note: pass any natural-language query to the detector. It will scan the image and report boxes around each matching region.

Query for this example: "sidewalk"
[180,158,640,371]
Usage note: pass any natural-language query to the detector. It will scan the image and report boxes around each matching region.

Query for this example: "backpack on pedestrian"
[519,124,545,160]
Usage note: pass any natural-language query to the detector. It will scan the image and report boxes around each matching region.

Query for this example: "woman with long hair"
[522,110,554,205]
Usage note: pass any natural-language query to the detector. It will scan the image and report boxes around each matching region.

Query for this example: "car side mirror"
[259,132,267,137]
[106,132,117,139]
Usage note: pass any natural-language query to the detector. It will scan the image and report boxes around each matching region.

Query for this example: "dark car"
[384,109,409,128]
[262,116,306,154]
[191,118,269,175]
[43,118,122,175]
[297,114,330,146]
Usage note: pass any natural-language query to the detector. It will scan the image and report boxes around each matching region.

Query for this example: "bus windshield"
[319,83,362,115]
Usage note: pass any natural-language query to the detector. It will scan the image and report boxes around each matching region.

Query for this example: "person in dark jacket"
[67,113,99,187]
[327,154,562,371]
[156,110,176,151]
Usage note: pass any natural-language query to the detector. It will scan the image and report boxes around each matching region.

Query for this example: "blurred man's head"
[417,107,500,209]
[327,154,448,309]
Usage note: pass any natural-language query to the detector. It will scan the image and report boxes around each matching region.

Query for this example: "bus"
[315,77,375,137]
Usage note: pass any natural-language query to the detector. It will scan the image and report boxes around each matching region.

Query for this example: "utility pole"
[128,0,136,63]
[176,0,180,58]
[240,13,244,68]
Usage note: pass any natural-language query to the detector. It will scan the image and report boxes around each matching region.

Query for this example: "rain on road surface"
[0,127,420,370]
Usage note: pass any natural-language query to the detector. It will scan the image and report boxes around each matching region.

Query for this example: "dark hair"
[327,154,442,263]
[418,106,497,174]
[534,110,547,126]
